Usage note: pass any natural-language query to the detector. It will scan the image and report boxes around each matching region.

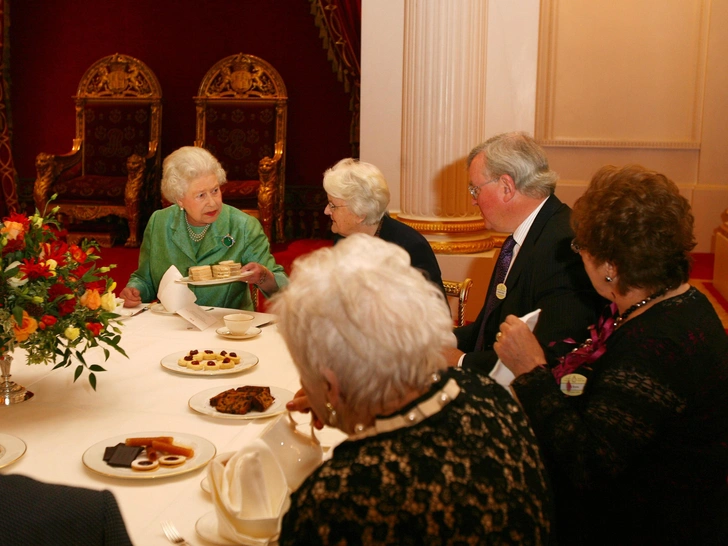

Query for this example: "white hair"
[322,158,390,225]
[161,146,227,203]
[270,234,455,417]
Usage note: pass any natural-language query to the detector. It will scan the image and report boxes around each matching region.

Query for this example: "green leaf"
[89,364,106,372]
[73,365,83,382]
[88,373,97,391]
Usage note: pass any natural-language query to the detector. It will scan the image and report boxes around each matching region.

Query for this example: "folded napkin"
[209,440,291,545]
[158,265,196,313]
[489,308,541,392]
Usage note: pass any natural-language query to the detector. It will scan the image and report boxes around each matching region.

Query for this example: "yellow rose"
[64,327,80,341]
[12,311,38,342]
[100,291,117,312]
[80,289,102,310]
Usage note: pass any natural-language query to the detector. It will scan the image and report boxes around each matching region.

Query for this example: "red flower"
[48,283,76,316]
[86,322,103,337]
[41,315,57,326]
[20,259,53,280]
[69,245,88,264]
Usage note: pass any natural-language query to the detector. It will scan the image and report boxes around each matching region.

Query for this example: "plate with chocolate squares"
[82,431,216,480]
[188,385,294,420]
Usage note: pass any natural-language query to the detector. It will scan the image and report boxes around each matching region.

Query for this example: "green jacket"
[127,204,288,310]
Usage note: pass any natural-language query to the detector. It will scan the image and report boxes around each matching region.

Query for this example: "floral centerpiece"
[0,200,126,395]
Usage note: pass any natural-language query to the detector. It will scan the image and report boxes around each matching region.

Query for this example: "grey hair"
[269,234,455,420]
[322,158,390,225]
[161,146,227,203]
[467,132,557,199]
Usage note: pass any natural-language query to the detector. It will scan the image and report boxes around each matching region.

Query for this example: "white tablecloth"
[0,306,342,545]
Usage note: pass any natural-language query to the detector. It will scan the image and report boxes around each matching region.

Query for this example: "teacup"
[260,411,324,491]
[224,313,254,335]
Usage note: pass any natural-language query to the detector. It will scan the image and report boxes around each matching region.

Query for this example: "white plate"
[0,433,27,469]
[82,431,216,480]
[196,511,238,545]
[215,327,261,340]
[189,385,294,420]
[150,302,176,316]
[161,349,258,376]
[176,271,253,286]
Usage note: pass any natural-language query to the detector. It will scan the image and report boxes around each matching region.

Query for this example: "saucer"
[216,327,261,340]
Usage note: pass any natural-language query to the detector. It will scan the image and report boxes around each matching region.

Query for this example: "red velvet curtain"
[0,0,19,217]
[310,0,361,157]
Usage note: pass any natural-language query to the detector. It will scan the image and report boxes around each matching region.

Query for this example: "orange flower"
[80,289,102,310]
[12,311,38,342]
[1,220,25,241]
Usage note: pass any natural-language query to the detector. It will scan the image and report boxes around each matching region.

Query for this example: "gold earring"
[325,402,338,427]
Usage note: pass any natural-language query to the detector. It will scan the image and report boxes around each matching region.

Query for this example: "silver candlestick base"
[0,355,34,405]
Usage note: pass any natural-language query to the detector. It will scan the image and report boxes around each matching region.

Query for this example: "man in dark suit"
[446,132,603,371]
[0,474,133,545]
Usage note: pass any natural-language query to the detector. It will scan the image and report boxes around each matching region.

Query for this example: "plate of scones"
[188,385,294,420]
[161,348,258,375]
[176,261,253,286]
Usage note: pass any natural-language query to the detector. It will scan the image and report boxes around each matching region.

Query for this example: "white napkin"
[489,308,542,392]
[209,440,291,545]
[158,265,196,312]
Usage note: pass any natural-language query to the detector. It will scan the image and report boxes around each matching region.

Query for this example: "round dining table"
[0,305,345,545]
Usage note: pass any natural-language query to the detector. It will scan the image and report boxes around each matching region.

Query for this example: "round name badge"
[495,283,507,299]
[560,373,587,396]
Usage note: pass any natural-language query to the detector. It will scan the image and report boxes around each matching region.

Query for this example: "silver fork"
[161,520,191,545]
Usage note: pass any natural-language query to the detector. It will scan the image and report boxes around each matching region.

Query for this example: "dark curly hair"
[571,165,695,295]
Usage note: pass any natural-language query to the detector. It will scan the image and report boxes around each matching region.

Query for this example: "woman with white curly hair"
[273,234,553,545]
[323,157,445,295]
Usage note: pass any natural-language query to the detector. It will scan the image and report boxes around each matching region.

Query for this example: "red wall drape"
[8,0,356,196]
[0,0,19,217]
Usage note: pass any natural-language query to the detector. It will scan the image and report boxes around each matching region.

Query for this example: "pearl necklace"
[613,286,670,328]
[185,216,210,242]
[348,375,461,441]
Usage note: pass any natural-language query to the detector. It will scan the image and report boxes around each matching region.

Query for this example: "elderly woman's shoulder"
[451,367,522,406]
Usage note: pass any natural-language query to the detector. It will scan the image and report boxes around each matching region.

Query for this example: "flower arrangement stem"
[0,356,33,405]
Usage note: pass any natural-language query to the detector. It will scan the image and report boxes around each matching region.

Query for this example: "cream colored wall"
[537,0,727,252]
[361,0,727,319]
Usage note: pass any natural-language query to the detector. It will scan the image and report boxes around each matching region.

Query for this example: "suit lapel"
[504,194,563,290]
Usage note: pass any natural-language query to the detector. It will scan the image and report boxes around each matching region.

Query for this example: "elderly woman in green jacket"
[118,146,287,310]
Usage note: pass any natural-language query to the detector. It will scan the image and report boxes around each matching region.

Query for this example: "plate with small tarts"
[188,385,294,420]
[215,326,262,340]
[160,349,258,376]
[175,271,253,286]
[82,431,216,480]
[0,433,27,469]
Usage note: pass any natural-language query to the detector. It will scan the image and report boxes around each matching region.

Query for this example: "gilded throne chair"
[34,53,162,247]
[194,53,288,242]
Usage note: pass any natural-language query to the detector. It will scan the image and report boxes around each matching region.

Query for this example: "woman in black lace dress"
[271,234,553,545]
[494,165,728,545]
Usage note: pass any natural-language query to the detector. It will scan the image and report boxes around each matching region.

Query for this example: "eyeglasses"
[327,202,348,211]
[467,177,499,199]
[570,239,583,254]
